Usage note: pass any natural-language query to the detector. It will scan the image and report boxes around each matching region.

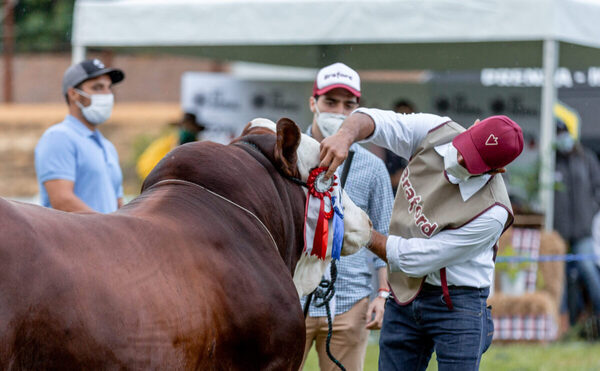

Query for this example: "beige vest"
[388,121,513,304]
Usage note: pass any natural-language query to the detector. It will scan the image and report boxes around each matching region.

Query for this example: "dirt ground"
[0,103,181,198]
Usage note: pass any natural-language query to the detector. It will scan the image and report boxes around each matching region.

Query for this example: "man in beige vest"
[319,109,523,370]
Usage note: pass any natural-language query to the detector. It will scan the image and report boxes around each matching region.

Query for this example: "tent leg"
[539,39,558,231]
[72,44,86,65]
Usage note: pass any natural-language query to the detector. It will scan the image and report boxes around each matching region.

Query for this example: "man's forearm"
[50,194,94,213]
[44,179,94,213]
[338,112,376,143]
[367,229,388,262]
[377,266,389,290]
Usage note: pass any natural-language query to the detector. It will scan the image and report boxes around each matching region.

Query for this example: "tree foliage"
[7,0,75,53]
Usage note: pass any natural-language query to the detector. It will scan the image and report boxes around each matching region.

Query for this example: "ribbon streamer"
[331,197,344,260]
[303,167,343,260]
[496,253,600,263]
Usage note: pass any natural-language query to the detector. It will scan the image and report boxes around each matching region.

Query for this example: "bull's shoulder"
[0,198,37,233]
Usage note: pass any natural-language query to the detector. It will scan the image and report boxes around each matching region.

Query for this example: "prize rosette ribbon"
[303,167,344,260]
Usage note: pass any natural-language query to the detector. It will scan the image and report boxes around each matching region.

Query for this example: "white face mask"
[314,105,346,138]
[444,144,472,182]
[555,132,575,153]
[75,89,114,125]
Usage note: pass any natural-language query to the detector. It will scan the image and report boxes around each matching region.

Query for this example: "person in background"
[319,109,523,370]
[178,112,205,145]
[384,99,415,194]
[136,112,205,180]
[300,63,394,371]
[35,58,125,213]
[553,119,600,330]
[593,210,600,276]
[592,209,600,337]
[393,99,415,115]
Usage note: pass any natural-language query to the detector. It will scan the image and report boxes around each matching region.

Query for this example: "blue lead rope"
[496,253,600,264]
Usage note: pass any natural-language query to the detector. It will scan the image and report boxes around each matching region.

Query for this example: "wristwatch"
[378,289,390,299]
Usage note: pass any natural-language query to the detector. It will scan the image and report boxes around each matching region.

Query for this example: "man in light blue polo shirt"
[35,58,125,213]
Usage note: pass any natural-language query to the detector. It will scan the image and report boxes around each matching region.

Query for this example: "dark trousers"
[563,237,600,325]
[379,284,493,371]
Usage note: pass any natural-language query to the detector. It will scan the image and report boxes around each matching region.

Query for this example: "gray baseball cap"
[62,58,124,95]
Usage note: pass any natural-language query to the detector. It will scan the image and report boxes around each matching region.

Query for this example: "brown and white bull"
[0,118,371,370]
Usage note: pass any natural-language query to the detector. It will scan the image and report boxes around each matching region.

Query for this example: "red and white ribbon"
[303,167,340,260]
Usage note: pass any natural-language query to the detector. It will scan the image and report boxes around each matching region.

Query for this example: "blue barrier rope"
[496,253,600,263]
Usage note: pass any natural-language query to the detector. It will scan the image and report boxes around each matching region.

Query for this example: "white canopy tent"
[72,0,600,229]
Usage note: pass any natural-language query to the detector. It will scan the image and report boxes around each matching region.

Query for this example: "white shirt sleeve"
[353,108,450,159]
[386,206,509,277]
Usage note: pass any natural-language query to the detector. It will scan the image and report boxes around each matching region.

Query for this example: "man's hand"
[366,296,386,329]
[319,130,354,180]
[468,118,481,129]
[319,112,376,179]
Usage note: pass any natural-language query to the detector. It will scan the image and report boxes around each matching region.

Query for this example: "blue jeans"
[379,284,493,371]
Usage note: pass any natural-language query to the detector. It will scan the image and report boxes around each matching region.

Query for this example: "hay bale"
[538,230,566,307]
[0,103,180,197]
[490,228,566,319]
[488,292,558,317]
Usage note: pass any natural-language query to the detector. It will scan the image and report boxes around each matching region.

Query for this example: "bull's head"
[245,118,372,297]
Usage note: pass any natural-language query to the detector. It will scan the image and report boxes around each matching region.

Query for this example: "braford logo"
[323,71,353,81]
[400,168,438,237]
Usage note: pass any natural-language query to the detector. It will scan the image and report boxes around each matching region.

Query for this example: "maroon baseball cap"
[452,115,524,174]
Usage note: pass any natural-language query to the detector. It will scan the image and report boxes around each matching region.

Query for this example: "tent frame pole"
[72,44,86,65]
[539,39,558,231]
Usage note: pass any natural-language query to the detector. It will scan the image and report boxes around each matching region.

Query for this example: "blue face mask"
[555,132,575,153]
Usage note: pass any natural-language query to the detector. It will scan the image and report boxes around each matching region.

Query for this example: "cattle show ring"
[2,1,600,370]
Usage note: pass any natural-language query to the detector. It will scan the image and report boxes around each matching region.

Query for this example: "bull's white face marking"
[248,118,372,297]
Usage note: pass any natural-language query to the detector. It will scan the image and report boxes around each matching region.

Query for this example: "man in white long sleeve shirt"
[319,109,524,370]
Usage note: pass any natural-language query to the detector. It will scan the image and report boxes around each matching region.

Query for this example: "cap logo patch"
[93,59,105,69]
[485,134,498,146]
[323,71,353,81]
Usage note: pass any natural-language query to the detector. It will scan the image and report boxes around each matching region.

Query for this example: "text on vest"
[400,167,439,237]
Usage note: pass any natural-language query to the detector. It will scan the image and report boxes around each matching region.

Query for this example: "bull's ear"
[275,118,301,178]
[240,121,253,136]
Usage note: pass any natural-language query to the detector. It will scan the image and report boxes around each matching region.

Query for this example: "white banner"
[181,72,312,137]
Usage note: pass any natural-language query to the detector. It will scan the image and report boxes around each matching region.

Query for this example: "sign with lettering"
[181,72,312,135]
[430,68,600,143]
[480,67,600,88]
[430,85,542,138]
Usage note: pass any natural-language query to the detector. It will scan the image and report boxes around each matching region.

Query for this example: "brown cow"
[0,118,371,370]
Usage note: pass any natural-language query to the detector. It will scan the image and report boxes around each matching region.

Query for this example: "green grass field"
[303,341,600,370]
